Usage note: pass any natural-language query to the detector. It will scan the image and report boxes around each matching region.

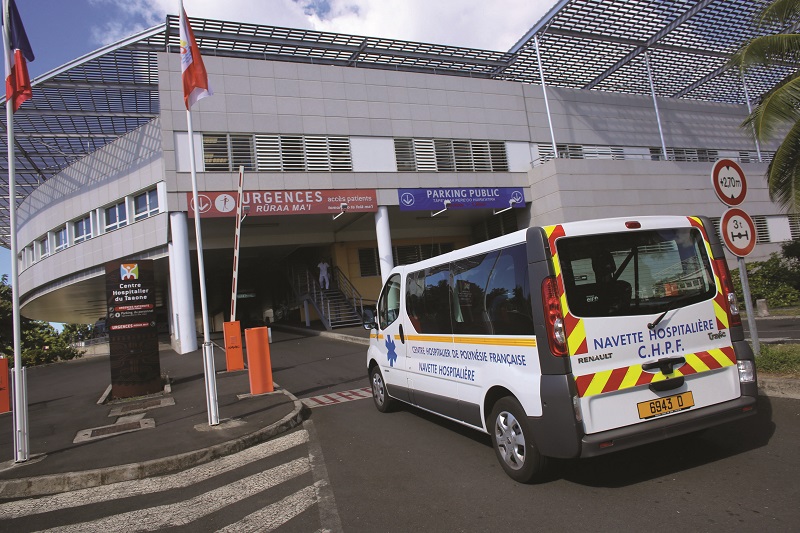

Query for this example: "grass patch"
[757,344,800,378]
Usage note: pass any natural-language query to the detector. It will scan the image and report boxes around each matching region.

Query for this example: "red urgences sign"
[187,189,377,218]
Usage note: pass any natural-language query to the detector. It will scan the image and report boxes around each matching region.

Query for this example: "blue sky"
[1,0,557,281]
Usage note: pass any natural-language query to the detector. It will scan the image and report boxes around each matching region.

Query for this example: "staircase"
[289,265,364,330]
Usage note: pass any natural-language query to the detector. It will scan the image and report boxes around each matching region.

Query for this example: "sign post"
[711,160,760,355]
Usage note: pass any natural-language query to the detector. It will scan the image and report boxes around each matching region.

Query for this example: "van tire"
[489,396,546,483]
[370,366,395,413]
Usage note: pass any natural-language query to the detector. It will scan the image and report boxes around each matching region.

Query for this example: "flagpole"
[3,0,28,462]
[186,108,219,426]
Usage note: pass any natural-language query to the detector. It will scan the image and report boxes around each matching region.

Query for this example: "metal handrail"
[332,266,364,316]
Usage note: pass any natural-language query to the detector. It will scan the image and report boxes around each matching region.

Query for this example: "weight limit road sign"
[721,207,756,257]
[711,159,747,206]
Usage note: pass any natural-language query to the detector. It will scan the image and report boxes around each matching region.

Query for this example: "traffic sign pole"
[712,161,760,357]
[738,256,760,356]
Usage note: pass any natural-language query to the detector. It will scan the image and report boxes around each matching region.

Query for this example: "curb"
[0,389,309,499]
[758,376,800,400]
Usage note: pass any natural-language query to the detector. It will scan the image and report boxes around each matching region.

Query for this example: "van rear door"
[547,217,740,435]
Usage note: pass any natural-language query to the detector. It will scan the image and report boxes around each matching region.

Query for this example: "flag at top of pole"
[2,0,35,112]
[179,2,212,109]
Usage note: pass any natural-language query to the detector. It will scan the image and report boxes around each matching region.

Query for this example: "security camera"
[340,203,348,210]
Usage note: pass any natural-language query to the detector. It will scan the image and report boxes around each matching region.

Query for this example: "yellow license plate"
[637,391,694,419]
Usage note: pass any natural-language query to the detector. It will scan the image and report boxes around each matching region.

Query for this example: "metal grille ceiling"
[1,0,795,248]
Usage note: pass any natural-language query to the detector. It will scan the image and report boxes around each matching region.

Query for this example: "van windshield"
[556,228,716,318]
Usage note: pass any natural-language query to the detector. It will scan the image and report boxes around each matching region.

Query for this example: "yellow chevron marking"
[620,365,643,390]
[709,348,735,367]
[685,352,710,373]
[584,370,613,397]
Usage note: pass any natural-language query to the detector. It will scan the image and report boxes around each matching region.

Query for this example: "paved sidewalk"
[0,323,796,500]
[0,332,307,499]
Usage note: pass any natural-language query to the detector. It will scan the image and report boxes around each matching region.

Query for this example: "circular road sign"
[720,207,756,257]
[711,159,747,206]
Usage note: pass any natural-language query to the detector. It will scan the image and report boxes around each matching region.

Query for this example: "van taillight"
[541,276,567,356]
[714,258,742,327]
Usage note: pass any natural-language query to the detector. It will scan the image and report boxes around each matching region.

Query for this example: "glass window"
[105,201,127,231]
[451,251,499,334]
[39,236,50,258]
[134,189,159,221]
[74,215,92,243]
[406,264,452,335]
[556,228,716,318]
[54,227,68,252]
[485,245,534,335]
[378,274,402,330]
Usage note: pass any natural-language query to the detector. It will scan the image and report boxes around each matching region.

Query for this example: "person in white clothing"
[318,260,330,290]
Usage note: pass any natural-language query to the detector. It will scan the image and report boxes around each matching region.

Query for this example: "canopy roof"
[0,0,793,248]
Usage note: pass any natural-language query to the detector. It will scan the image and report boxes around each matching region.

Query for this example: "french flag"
[3,0,34,112]
[179,3,212,109]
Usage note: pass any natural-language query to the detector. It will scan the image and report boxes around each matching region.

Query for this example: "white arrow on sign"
[720,207,756,257]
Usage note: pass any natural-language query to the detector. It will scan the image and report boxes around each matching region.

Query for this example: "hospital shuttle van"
[364,215,758,483]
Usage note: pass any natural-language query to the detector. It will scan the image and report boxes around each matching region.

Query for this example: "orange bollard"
[244,326,274,395]
[0,358,9,414]
[223,321,245,371]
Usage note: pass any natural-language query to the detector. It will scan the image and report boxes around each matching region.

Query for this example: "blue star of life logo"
[385,335,398,367]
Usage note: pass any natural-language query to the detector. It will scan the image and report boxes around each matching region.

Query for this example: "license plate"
[637,391,694,419]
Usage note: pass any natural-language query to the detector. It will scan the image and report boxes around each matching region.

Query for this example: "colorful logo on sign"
[120,263,139,280]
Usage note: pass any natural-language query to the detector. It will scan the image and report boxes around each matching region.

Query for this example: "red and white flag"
[2,0,35,112]
[179,2,212,109]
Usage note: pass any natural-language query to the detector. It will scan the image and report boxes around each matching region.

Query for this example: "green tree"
[0,275,84,366]
[729,0,800,211]
[732,242,800,308]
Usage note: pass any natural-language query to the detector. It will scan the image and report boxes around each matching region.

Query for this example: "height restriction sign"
[711,159,747,206]
[720,207,756,257]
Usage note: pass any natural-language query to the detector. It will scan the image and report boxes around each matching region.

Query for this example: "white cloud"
[88,0,556,52]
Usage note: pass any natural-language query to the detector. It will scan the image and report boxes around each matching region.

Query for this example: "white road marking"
[305,419,344,533]
[217,481,323,533]
[0,430,309,520]
[302,387,372,408]
[38,457,311,532]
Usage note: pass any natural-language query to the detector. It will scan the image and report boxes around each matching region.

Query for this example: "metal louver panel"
[255,135,281,171]
[413,139,437,171]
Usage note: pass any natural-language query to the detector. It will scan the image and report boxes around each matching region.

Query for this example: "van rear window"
[556,228,716,317]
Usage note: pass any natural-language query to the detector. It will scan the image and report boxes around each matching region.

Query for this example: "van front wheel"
[490,397,546,483]
[370,366,395,413]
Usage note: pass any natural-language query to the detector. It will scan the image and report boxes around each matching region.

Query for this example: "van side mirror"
[362,308,377,330]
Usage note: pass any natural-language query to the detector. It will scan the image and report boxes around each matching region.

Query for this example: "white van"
[364,216,757,482]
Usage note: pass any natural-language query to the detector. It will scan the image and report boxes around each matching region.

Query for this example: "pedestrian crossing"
[0,424,342,533]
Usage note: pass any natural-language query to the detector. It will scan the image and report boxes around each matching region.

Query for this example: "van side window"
[378,274,401,329]
[406,265,452,334]
[485,244,535,335]
[451,251,499,335]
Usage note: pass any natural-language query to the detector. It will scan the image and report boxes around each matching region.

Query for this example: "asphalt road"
[311,378,799,532]
[744,317,800,343]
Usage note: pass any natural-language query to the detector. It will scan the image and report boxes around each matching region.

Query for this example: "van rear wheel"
[370,366,395,413]
[489,396,546,483]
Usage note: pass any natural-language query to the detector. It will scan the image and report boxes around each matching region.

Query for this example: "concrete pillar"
[169,212,198,353]
[375,206,394,283]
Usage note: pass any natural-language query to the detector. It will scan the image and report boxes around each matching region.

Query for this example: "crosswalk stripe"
[217,481,323,533]
[39,457,311,533]
[302,387,372,408]
[0,430,309,520]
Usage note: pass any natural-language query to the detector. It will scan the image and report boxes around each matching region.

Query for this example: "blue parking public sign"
[398,187,525,211]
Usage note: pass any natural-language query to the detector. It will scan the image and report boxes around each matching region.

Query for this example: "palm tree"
[729,0,800,211]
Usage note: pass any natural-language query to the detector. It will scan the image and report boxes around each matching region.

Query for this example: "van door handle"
[642,356,686,375]
[399,324,405,344]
